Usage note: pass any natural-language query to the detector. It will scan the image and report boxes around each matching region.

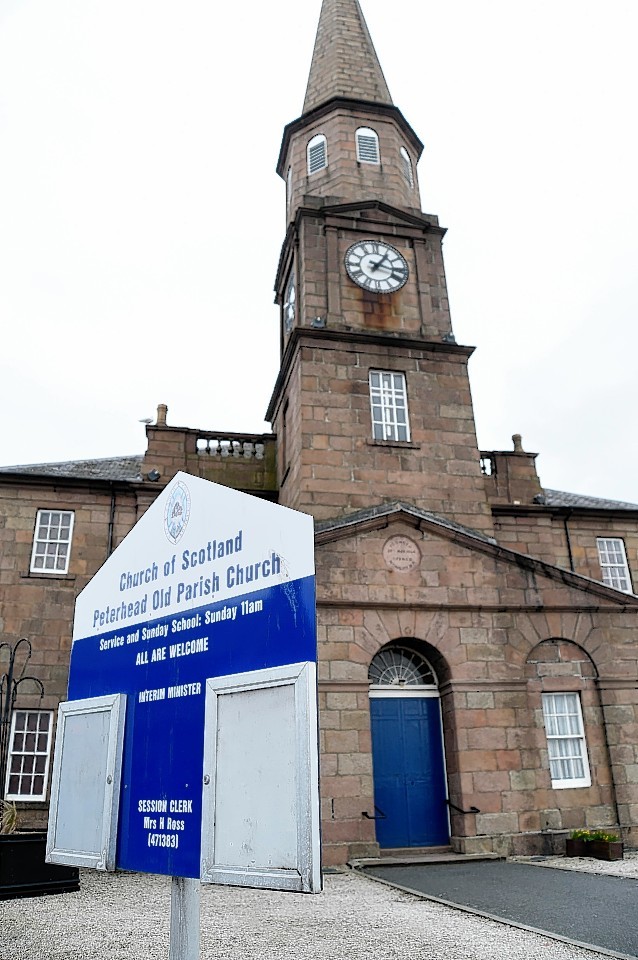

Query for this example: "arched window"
[400,147,414,187]
[369,646,436,687]
[356,127,380,164]
[307,134,327,175]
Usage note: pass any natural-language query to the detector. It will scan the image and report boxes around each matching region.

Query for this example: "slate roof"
[0,455,143,483]
[544,489,638,511]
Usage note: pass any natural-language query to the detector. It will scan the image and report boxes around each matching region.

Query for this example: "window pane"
[542,692,589,787]
[369,370,411,443]
[31,509,74,574]
[7,710,52,800]
[597,537,632,593]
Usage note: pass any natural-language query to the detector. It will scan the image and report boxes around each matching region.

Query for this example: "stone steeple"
[303,0,392,112]
[270,0,493,535]
[277,0,423,220]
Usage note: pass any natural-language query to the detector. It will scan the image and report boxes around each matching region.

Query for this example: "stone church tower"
[268,0,493,535]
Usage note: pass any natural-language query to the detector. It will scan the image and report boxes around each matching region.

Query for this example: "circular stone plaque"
[383,535,421,571]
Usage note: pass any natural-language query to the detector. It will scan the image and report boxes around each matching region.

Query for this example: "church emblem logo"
[164,481,191,544]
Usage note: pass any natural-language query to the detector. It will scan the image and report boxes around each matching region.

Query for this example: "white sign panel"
[46,694,126,871]
[201,662,321,893]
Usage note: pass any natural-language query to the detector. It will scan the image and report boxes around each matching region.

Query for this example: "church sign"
[46,473,320,893]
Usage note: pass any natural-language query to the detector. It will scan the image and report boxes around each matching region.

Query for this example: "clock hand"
[370,253,391,272]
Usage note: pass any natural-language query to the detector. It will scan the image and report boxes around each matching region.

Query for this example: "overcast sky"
[1,0,636,503]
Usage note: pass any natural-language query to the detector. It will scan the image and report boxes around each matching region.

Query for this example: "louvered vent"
[356,127,380,164]
[400,147,414,187]
[307,134,327,174]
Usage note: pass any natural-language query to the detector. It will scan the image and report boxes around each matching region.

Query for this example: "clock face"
[345,240,409,293]
[283,269,296,333]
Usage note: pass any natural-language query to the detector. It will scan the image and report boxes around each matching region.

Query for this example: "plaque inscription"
[383,535,421,571]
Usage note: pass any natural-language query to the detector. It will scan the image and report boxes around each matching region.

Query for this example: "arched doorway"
[369,644,449,848]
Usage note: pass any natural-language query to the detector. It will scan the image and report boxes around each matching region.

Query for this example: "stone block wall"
[493,510,638,594]
[286,206,453,346]
[314,518,638,863]
[0,479,140,828]
[275,332,493,534]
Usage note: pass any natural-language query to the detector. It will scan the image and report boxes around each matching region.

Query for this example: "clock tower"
[268,0,493,535]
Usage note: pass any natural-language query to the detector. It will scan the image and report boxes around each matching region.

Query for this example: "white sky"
[1,0,636,503]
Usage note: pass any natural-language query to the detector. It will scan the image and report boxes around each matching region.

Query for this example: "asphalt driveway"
[363,860,638,957]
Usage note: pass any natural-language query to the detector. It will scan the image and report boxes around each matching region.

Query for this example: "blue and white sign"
[67,473,317,881]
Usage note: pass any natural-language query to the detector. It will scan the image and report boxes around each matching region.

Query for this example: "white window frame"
[541,692,591,789]
[369,370,411,443]
[5,709,53,801]
[307,134,327,175]
[400,146,414,187]
[356,127,380,164]
[30,509,74,574]
[596,537,632,593]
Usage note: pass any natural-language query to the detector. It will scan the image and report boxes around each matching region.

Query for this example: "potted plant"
[565,828,623,861]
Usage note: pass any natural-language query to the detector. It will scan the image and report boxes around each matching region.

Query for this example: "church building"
[2,0,638,867]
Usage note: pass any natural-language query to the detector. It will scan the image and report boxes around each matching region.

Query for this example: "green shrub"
[570,828,620,843]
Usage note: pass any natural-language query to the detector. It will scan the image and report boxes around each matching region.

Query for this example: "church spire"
[303,0,392,114]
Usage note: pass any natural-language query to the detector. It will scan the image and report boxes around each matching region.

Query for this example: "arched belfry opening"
[368,641,449,849]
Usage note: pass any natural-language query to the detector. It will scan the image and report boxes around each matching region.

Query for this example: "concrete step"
[349,848,504,868]
[380,845,452,858]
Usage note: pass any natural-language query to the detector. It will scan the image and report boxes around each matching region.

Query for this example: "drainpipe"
[107,483,116,558]
[563,509,575,572]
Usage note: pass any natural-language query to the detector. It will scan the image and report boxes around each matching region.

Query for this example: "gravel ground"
[3,865,621,960]
[512,849,638,879]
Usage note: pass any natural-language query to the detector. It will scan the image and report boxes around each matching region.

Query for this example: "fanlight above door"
[368,646,436,687]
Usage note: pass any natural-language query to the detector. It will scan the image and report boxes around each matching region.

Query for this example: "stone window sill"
[22,572,77,582]
[367,440,421,450]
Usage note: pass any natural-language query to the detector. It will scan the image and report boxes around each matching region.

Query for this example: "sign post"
[47,472,321,956]
[169,877,200,960]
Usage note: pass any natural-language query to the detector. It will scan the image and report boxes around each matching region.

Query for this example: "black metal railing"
[0,639,45,803]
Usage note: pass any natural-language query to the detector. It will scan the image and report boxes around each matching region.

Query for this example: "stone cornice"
[265,328,474,422]
[492,503,638,520]
[274,200,444,293]
[277,97,423,176]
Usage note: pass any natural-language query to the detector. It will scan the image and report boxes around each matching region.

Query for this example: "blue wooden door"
[370,696,449,848]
